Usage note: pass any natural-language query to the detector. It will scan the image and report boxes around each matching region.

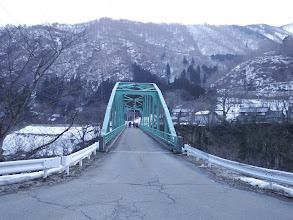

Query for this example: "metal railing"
[61,142,98,175]
[0,157,61,179]
[184,144,293,187]
[103,124,125,147]
[0,142,99,186]
[140,125,177,147]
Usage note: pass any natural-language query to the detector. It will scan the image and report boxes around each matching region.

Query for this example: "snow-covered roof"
[172,108,193,113]
[195,111,211,115]
[239,107,269,113]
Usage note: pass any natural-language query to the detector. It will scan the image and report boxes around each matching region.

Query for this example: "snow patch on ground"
[240,177,293,197]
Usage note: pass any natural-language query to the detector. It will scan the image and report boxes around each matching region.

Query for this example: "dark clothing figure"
[136,123,139,128]
[129,122,131,127]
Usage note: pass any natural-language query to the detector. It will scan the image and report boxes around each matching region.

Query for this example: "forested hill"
[2,18,291,86]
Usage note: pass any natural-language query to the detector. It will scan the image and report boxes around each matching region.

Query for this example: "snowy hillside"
[282,23,293,34]
[214,55,293,97]
[5,18,291,85]
[245,24,289,43]
[187,24,288,55]
[70,20,293,83]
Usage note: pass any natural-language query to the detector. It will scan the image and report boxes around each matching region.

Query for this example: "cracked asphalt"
[1,128,293,219]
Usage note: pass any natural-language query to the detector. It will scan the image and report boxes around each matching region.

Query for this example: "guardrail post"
[269,181,273,190]
[208,162,211,167]
[174,136,183,154]
[43,169,48,179]
[99,135,105,152]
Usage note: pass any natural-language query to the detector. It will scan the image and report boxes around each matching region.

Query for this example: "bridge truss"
[99,82,182,152]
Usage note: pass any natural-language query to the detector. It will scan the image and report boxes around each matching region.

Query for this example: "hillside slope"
[1,18,292,90]
[282,23,293,34]
[24,19,293,84]
[214,55,293,97]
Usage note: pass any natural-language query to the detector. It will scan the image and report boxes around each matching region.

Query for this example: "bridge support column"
[99,135,105,152]
[174,136,183,154]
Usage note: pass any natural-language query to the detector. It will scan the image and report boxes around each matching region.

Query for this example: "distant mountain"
[282,23,293,34]
[213,55,293,98]
[188,24,289,55]
[2,18,293,86]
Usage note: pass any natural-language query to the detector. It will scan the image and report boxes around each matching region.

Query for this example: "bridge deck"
[0,128,292,219]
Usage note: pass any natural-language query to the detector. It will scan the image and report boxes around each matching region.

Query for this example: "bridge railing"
[140,125,177,147]
[184,144,293,187]
[103,124,125,147]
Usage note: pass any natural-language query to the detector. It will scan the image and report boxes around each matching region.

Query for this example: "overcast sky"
[0,0,292,27]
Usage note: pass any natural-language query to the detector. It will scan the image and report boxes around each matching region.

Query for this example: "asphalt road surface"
[0,128,292,219]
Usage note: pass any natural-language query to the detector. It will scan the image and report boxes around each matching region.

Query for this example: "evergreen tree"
[189,65,201,85]
[196,65,201,84]
[182,56,189,65]
[166,63,171,76]
[187,64,194,80]
[131,63,164,89]
[191,57,195,66]
[203,73,207,84]
[181,69,187,79]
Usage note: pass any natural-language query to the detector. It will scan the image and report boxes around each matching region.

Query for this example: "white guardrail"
[0,142,99,186]
[184,144,293,187]
[0,157,61,178]
[62,142,99,175]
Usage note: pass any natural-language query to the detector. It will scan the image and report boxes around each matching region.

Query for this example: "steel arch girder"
[100,82,177,147]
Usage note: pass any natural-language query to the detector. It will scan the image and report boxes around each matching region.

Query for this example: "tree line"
[132,55,218,99]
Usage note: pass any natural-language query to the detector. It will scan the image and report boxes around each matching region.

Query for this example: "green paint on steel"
[100,82,177,148]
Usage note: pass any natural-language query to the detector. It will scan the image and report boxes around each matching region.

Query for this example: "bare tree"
[278,92,291,123]
[217,88,233,121]
[0,25,79,160]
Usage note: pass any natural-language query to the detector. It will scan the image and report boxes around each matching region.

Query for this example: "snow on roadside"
[240,177,293,197]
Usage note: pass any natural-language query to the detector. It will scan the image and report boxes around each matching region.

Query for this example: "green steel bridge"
[99,82,182,153]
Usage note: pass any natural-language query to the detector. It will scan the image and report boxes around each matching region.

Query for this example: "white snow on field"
[240,177,293,197]
[216,98,291,120]
[3,125,100,157]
